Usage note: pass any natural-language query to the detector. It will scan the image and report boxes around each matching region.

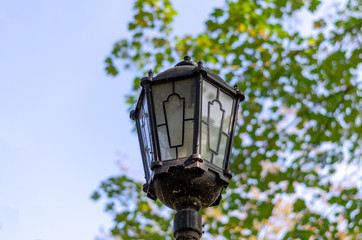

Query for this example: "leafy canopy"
[93,0,362,239]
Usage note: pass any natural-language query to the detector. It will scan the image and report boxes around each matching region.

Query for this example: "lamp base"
[174,209,202,240]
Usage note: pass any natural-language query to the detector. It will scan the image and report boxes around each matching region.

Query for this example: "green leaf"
[294,198,306,212]
[90,191,100,200]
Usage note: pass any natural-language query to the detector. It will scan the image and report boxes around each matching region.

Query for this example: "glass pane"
[152,82,173,125]
[202,80,217,121]
[138,97,153,178]
[208,100,224,153]
[157,125,176,160]
[219,90,234,134]
[201,122,211,162]
[200,79,233,168]
[178,120,194,158]
[213,133,228,168]
[164,94,184,147]
[175,78,195,119]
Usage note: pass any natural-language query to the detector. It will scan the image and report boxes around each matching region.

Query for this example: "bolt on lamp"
[130,56,245,239]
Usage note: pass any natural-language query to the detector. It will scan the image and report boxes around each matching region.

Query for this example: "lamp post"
[130,56,244,239]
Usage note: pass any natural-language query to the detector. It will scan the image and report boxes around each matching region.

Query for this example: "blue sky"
[0,0,225,239]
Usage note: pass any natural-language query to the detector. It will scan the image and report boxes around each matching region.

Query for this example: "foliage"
[93,0,362,239]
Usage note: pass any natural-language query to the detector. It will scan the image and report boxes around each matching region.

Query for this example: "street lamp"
[130,56,244,239]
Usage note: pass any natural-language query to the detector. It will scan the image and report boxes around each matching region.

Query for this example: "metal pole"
[173,209,202,240]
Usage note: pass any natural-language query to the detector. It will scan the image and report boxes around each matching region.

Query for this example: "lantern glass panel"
[200,79,235,168]
[138,96,154,179]
[164,94,184,147]
[152,82,172,125]
[201,122,211,161]
[213,134,228,168]
[158,125,177,160]
[208,100,224,153]
[202,81,217,122]
[219,90,234,134]
[174,78,195,119]
[152,78,195,161]
[178,120,194,158]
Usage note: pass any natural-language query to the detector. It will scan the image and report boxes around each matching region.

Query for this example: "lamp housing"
[130,56,244,211]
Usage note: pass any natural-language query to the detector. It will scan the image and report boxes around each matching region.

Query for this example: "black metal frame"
[131,58,245,201]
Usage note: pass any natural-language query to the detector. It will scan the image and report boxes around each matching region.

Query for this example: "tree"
[92,0,362,239]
